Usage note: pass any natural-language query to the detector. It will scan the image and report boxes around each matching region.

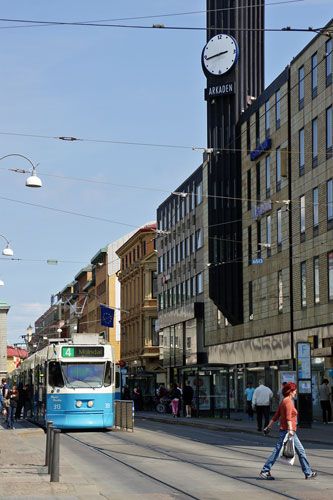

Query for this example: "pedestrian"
[170,383,181,418]
[260,382,317,480]
[2,378,9,422]
[252,379,273,432]
[244,382,255,420]
[7,385,19,429]
[133,386,143,411]
[122,384,131,400]
[177,383,183,417]
[183,380,194,418]
[319,379,332,424]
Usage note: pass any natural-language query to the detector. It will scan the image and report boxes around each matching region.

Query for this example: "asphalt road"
[60,420,332,500]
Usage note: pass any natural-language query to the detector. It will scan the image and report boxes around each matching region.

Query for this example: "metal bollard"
[47,426,55,474]
[45,420,53,467]
[50,428,61,482]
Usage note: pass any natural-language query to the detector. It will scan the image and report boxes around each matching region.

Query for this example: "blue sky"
[0,1,330,345]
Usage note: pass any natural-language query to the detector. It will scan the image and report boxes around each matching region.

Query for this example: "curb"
[135,415,330,446]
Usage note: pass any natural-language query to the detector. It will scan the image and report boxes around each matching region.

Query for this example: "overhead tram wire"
[0,1,305,30]
[0,17,327,35]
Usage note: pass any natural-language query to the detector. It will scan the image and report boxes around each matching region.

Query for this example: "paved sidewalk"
[135,410,333,446]
[0,419,104,499]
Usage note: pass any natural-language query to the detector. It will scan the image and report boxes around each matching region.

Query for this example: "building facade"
[116,224,160,398]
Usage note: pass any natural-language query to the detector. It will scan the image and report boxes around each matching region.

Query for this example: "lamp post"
[0,234,14,286]
[0,153,42,187]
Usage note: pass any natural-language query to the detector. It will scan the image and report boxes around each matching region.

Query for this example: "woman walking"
[260,382,317,480]
[7,385,19,429]
[170,383,181,418]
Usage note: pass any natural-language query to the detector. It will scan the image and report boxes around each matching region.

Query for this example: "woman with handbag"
[170,383,181,418]
[7,386,19,429]
[260,382,317,480]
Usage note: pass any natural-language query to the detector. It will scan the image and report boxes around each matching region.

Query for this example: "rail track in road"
[64,430,315,500]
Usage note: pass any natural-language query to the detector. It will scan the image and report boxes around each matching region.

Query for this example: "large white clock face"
[203,34,239,76]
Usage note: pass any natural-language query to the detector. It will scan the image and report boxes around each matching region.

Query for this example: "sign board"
[252,258,264,265]
[62,346,104,358]
[250,138,272,161]
[205,82,235,100]
[297,342,311,380]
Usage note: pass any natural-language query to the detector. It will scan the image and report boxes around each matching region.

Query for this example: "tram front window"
[61,363,105,388]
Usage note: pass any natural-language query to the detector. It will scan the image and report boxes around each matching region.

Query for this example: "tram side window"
[48,361,64,388]
[104,361,112,387]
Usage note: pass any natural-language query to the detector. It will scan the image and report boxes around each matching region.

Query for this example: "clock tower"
[205,0,265,325]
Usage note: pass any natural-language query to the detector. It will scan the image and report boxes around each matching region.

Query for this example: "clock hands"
[206,50,228,61]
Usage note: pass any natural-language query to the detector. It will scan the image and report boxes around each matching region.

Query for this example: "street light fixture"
[0,153,42,188]
[0,235,14,256]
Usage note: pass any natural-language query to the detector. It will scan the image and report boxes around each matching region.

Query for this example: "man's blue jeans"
[262,430,312,475]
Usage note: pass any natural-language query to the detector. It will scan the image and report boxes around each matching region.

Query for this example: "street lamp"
[0,153,42,188]
[0,234,14,256]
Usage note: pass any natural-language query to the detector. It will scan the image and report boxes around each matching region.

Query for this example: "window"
[327,106,332,159]
[186,279,191,299]
[196,229,203,249]
[213,181,217,210]
[265,155,270,198]
[312,53,317,98]
[248,226,252,265]
[247,170,251,211]
[276,89,281,129]
[299,66,304,109]
[176,244,180,263]
[177,284,181,304]
[249,281,253,318]
[300,195,305,241]
[158,293,163,311]
[266,215,271,257]
[278,270,283,313]
[171,246,175,266]
[328,179,333,229]
[191,276,196,297]
[313,187,319,236]
[299,128,305,176]
[301,261,306,308]
[265,100,270,138]
[152,271,157,298]
[247,119,251,152]
[196,273,203,294]
[326,39,332,87]
[276,147,281,191]
[256,163,260,201]
[314,257,320,304]
[329,251,333,301]
[190,233,195,254]
[151,319,159,346]
[180,240,185,260]
[175,199,179,223]
[277,208,282,252]
[257,220,261,258]
[255,110,260,146]
[312,118,318,167]
[195,181,202,205]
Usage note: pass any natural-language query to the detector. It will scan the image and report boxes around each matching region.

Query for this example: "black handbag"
[283,437,295,459]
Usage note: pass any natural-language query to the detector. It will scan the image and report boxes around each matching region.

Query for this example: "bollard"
[50,428,61,482]
[45,420,53,467]
[47,426,55,474]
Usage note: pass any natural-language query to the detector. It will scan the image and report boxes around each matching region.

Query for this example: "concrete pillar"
[0,302,10,378]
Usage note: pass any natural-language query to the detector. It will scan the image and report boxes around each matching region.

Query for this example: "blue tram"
[10,334,121,429]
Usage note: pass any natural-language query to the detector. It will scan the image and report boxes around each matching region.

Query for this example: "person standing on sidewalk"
[260,382,317,480]
[183,380,194,418]
[170,383,181,418]
[7,385,19,429]
[245,382,255,420]
[2,378,9,423]
[319,379,332,424]
[252,379,273,432]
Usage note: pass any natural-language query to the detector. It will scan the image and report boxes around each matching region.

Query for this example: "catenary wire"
[0,1,305,30]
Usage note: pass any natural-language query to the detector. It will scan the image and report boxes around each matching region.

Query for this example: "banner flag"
[100,305,115,328]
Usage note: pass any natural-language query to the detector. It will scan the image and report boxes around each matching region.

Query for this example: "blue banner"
[100,305,115,328]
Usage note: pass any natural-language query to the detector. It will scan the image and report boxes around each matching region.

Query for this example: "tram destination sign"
[62,346,104,358]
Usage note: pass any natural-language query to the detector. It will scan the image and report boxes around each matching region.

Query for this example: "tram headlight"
[87,400,94,408]
[76,400,83,408]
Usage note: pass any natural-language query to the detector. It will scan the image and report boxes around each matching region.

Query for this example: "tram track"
[64,430,310,500]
